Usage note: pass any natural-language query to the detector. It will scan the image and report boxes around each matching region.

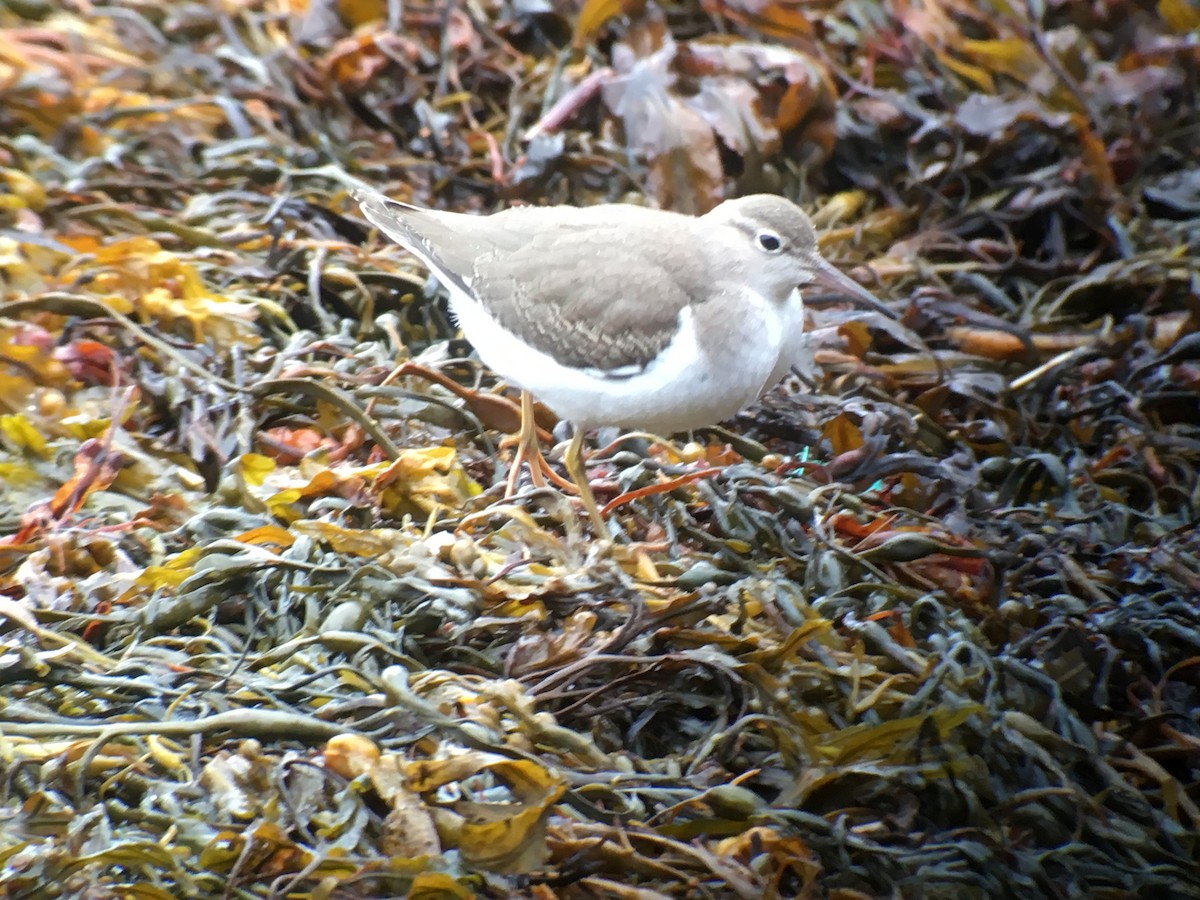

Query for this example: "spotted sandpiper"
[355,189,890,532]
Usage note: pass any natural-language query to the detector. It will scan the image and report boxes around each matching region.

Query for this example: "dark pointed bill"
[810,258,896,320]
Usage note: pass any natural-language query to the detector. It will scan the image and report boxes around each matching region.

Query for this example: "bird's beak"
[810,258,896,320]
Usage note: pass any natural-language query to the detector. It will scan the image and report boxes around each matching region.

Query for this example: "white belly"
[447,284,788,432]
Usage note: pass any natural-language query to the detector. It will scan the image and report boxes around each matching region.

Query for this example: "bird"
[355,189,891,533]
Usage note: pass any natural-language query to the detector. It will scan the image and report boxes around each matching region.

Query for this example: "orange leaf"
[574,0,646,46]
[50,439,125,519]
[838,320,872,357]
[944,326,1029,360]
[233,525,296,548]
[823,412,863,455]
[700,0,814,44]
[338,0,389,28]
[1159,0,1200,32]
[53,340,119,386]
[1072,113,1118,200]
[935,50,994,93]
[961,38,1042,85]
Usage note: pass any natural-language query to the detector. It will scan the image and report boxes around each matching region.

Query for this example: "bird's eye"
[757,230,783,252]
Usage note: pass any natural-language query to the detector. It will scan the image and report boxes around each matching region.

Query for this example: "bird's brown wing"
[357,192,699,373]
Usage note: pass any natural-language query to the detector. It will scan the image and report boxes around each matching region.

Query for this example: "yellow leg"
[564,427,607,535]
[505,391,544,496]
[504,391,578,496]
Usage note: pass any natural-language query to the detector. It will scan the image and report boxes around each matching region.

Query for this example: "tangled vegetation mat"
[1,0,1198,897]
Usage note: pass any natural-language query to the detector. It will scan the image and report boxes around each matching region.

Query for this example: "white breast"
[765,287,809,387]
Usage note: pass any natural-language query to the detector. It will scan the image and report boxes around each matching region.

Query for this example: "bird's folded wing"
[358,192,697,375]
[470,231,695,373]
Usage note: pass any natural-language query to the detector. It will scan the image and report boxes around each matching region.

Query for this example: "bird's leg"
[504,390,578,496]
[564,426,608,535]
[505,390,544,495]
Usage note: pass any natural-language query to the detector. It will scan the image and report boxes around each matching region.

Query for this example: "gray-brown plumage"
[355,192,822,374]
[355,188,893,437]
